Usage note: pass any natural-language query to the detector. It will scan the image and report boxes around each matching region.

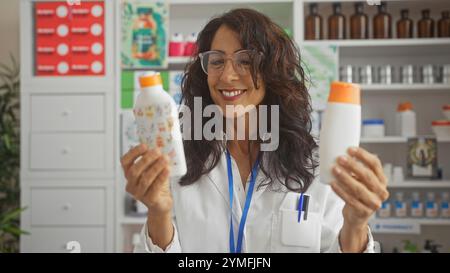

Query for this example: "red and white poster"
[34,1,105,76]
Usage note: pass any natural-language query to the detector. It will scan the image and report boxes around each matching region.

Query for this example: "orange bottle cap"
[397,102,413,111]
[139,72,163,88]
[328,81,361,105]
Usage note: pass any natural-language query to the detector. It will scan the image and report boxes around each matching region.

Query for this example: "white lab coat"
[134,150,374,253]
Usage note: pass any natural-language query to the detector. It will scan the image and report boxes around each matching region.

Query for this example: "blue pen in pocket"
[297,194,310,223]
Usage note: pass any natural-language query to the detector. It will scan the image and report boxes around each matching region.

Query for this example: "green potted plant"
[0,54,27,253]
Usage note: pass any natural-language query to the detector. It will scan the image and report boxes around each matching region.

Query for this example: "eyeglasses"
[198,49,262,76]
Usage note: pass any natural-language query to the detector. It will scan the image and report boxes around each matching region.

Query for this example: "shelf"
[388,181,450,188]
[168,56,191,64]
[361,136,406,143]
[170,0,293,4]
[361,137,450,144]
[361,84,450,93]
[370,218,450,234]
[301,38,450,48]
[120,216,147,225]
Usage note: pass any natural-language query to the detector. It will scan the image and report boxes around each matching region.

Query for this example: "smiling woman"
[180,8,317,192]
[123,8,388,254]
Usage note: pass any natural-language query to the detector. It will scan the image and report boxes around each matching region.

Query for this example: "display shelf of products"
[168,56,191,64]
[361,84,450,92]
[302,38,450,47]
[360,137,450,143]
[170,0,294,4]
[369,218,450,234]
[388,181,450,188]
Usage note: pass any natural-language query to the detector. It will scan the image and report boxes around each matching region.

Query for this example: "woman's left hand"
[331,147,390,233]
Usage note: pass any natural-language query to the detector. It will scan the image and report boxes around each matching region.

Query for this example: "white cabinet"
[31,94,105,132]
[31,188,106,226]
[27,227,106,253]
[20,0,115,253]
[30,133,105,170]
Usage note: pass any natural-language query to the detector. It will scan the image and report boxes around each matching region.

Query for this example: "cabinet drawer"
[31,95,104,132]
[27,227,105,253]
[30,133,104,170]
[31,188,105,226]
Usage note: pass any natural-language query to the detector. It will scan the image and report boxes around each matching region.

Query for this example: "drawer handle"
[62,109,72,117]
[61,147,71,155]
[62,203,72,210]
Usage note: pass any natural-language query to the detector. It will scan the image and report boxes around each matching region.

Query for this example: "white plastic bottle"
[378,199,392,218]
[410,191,424,218]
[394,192,407,218]
[320,81,361,185]
[425,192,439,218]
[440,192,450,218]
[395,102,416,137]
[133,71,187,177]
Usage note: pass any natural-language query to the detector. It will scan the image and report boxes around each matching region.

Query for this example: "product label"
[395,201,407,217]
[378,202,391,218]
[411,201,424,217]
[441,202,450,218]
[134,102,184,174]
[425,202,438,218]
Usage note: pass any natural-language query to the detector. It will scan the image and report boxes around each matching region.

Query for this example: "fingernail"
[338,156,348,165]
[333,166,342,175]
[348,147,358,155]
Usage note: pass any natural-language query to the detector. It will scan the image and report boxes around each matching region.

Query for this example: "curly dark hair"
[179,8,318,193]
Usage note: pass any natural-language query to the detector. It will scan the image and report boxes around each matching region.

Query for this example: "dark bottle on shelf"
[373,2,392,39]
[328,3,346,40]
[397,9,413,38]
[305,3,323,40]
[418,9,435,38]
[350,2,368,39]
[438,11,450,37]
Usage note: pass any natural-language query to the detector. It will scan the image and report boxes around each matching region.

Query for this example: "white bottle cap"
[186,32,197,42]
[171,33,184,42]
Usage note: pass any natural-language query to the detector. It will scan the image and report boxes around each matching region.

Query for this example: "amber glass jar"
[350,3,368,39]
[328,3,346,40]
[305,3,323,40]
[397,9,413,38]
[438,11,450,37]
[373,2,392,39]
[418,9,435,38]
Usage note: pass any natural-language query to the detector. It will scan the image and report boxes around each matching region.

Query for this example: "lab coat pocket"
[280,209,320,248]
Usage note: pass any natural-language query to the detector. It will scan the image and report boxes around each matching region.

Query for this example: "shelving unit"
[388,181,450,188]
[298,0,450,252]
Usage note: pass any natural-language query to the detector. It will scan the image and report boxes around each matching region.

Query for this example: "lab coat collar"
[205,150,269,214]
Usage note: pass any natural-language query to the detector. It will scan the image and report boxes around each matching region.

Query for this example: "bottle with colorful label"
[410,191,424,218]
[133,72,187,177]
[425,192,439,218]
[440,192,450,218]
[394,192,407,218]
[378,200,392,218]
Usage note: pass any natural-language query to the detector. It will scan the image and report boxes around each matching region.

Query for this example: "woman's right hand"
[121,144,173,216]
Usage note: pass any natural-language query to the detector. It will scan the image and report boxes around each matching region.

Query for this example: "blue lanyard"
[226,149,260,253]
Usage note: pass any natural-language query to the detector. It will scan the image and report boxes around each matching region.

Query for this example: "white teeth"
[221,90,244,97]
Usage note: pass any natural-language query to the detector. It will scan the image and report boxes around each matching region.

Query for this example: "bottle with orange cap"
[396,102,416,137]
[319,81,361,185]
[133,71,187,177]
